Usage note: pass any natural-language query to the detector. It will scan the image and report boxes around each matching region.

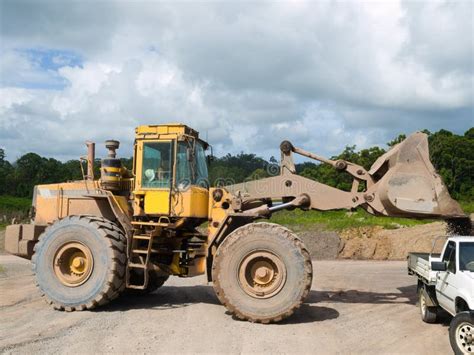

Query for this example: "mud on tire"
[32,215,126,311]
[212,222,312,323]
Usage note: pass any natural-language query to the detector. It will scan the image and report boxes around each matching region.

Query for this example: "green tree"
[298,145,386,191]
[246,168,270,181]
[387,134,407,147]
[428,129,474,199]
[208,152,269,186]
[0,149,14,195]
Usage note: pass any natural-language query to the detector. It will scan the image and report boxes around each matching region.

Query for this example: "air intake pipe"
[100,140,123,190]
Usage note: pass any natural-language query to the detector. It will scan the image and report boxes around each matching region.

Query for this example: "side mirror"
[206,155,215,165]
[431,261,447,272]
[206,144,214,165]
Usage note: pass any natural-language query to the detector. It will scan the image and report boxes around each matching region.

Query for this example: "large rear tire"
[449,311,474,355]
[32,215,126,311]
[212,222,312,323]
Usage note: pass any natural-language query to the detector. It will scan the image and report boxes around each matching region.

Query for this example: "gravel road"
[0,255,452,354]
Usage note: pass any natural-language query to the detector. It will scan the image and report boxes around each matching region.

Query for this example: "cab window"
[141,142,172,188]
[442,241,456,273]
[176,141,209,189]
[459,243,474,272]
[195,142,209,188]
[176,142,192,188]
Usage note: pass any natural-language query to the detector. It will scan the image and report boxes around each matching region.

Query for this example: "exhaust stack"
[85,141,95,181]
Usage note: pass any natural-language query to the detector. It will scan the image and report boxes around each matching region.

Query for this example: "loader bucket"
[369,132,466,219]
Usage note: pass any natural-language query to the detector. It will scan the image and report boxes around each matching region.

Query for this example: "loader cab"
[133,124,210,219]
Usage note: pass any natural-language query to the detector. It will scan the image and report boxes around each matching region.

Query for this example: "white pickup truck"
[408,236,474,355]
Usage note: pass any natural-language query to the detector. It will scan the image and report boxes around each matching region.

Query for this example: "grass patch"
[0,195,31,226]
[0,195,31,211]
[460,200,474,214]
[269,208,432,231]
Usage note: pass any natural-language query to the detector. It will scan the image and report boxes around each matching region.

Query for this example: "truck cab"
[430,236,474,315]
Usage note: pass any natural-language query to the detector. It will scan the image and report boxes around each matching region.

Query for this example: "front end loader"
[4,123,469,323]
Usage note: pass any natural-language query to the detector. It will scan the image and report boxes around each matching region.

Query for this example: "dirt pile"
[297,227,340,260]
[294,221,458,261]
[338,222,448,260]
[299,217,474,261]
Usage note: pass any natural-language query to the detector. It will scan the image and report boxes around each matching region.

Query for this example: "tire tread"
[32,215,127,311]
[212,222,312,323]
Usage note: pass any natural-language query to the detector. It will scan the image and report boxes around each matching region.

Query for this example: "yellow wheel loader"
[4,123,469,323]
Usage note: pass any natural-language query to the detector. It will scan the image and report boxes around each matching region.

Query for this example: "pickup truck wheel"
[450,311,474,355]
[419,289,437,323]
[212,222,312,323]
[32,216,126,311]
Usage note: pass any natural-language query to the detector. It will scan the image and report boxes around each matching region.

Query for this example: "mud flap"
[420,284,438,307]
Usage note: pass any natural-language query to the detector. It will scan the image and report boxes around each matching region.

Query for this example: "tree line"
[0,128,472,200]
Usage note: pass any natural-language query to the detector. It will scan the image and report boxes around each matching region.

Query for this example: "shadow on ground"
[307,285,418,305]
[279,305,339,324]
[106,285,421,309]
[100,285,340,324]
[99,283,455,325]
[101,285,220,312]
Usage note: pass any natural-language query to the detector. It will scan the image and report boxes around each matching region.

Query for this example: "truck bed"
[407,252,440,285]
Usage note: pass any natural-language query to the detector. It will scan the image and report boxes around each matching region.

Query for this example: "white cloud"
[0,0,472,163]
[52,63,120,117]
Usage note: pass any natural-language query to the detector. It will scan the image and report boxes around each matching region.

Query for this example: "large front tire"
[212,222,312,323]
[450,311,474,355]
[32,216,126,311]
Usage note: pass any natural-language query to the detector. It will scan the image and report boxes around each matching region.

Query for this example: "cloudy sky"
[0,0,473,162]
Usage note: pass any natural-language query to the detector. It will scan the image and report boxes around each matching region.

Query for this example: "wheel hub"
[54,242,93,287]
[457,322,473,353]
[238,251,287,299]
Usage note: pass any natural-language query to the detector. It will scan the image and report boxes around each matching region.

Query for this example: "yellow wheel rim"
[53,242,94,287]
[238,251,287,299]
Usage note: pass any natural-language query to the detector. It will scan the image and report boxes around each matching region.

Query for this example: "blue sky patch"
[18,48,83,72]
[1,48,84,90]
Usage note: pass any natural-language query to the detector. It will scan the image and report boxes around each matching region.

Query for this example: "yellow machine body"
[33,181,130,225]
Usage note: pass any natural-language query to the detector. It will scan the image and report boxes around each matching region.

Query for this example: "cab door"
[435,241,457,315]
[136,140,174,215]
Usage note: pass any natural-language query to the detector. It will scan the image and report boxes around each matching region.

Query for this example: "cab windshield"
[176,140,209,189]
[459,243,474,272]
